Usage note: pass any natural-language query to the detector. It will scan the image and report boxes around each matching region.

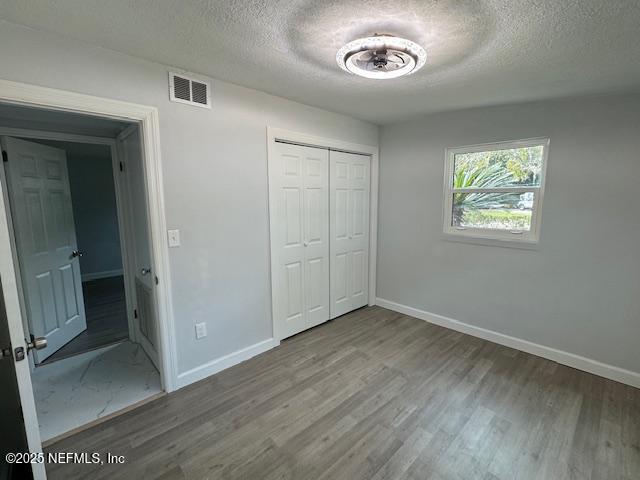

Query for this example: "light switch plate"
[195,322,207,339]
[167,229,181,247]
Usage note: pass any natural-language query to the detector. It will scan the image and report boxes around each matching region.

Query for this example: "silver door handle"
[71,250,84,258]
[140,267,152,276]
[27,335,47,352]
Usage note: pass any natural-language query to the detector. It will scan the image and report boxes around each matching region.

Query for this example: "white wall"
[378,94,640,375]
[0,21,378,379]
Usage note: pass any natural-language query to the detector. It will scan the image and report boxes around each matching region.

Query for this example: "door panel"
[306,257,324,310]
[333,252,349,305]
[59,263,79,320]
[305,186,323,244]
[118,127,159,368]
[3,137,87,362]
[351,249,366,298]
[271,142,329,339]
[283,188,302,246]
[351,188,366,238]
[330,151,370,319]
[35,272,57,333]
[135,278,156,347]
[285,261,303,321]
[334,188,348,239]
[24,190,47,252]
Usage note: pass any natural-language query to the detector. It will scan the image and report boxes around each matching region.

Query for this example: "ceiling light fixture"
[336,34,426,79]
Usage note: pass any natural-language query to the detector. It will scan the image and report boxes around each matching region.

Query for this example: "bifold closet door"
[330,150,370,319]
[270,142,330,339]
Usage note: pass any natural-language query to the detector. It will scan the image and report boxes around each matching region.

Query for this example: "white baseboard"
[81,269,124,282]
[176,338,279,389]
[376,297,640,389]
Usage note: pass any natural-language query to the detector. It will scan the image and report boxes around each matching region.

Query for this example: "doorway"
[0,104,162,443]
[3,138,129,365]
[0,79,176,479]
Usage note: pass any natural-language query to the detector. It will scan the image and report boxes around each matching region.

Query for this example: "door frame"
[266,127,379,341]
[115,122,161,368]
[0,79,179,473]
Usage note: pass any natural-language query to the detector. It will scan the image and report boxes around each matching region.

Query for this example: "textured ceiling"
[1,0,639,124]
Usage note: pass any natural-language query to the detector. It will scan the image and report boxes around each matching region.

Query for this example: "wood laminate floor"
[43,276,128,364]
[44,306,640,480]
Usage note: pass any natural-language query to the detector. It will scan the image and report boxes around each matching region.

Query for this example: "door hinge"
[119,161,124,172]
[2,151,8,163]
[134,308,138,319]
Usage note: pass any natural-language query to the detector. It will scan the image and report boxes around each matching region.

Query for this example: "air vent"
[169,72,211,109]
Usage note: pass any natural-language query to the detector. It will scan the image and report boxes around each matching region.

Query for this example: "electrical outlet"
[167,229,181,247]
[195,322,207,339]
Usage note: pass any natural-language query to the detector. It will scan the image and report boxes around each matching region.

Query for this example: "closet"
[269,139,370,340]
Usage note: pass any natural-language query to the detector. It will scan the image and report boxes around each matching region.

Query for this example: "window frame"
[442,137,550,245]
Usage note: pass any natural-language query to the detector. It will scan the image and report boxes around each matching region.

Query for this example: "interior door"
[270,141,329,339]
[0,156,46,480]
[0,284,33,480]
[2,137,87,362]
[329,150,370,319]
[117,126,159,368]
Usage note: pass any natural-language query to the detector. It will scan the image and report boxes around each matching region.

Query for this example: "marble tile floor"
[32,340,161,442]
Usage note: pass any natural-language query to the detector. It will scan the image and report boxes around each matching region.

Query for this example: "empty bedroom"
[0,1,638,479]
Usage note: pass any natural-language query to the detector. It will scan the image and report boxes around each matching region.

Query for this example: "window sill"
[441,232,540,250]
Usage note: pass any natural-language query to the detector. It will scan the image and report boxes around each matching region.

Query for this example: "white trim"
[442,137,549,245]
[176,338,279,389]
[115,123,144,349]
[0,149,46,478]
[0,126,115,145]
[0,136,31,345]
[266,127,379,341]
[452,186,539,194]
[81,269,124,282]
[0,79,177,458]
[109,133,137,347]
[376,297,640,389]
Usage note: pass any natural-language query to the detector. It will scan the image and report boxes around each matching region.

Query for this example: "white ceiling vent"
[169,72,211,108]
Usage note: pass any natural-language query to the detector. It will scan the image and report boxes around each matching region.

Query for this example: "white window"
[443,138,549,244]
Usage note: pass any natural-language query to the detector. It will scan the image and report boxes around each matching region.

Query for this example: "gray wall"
[0,21,378,377]
[378,94,640,374]
[66,151,123,279]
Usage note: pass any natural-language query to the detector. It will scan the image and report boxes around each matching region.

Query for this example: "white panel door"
[270,141,329,339]
[2,136,87,362]
[330,150,370,319]
[117,126,159,368]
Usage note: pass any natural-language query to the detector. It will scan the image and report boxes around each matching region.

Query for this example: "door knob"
[303,242,308,247]
[140,267,152,276]
[71,250,84,258]
[26,335,47,352]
